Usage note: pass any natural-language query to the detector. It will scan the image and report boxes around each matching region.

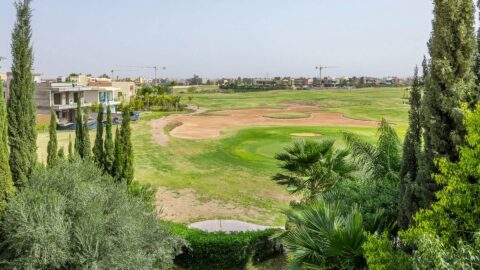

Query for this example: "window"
[53,93,62,105]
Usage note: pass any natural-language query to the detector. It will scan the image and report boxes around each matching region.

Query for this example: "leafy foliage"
[398,66,423,229]
[46,111,58,168]
[405,106,480,244]
[344,119,402,182]
[0,82,15,216]
[104,105,114,174]
[417,0,476,209]
[281,199,366,270]
[170,223,282,270]
[0,160,185,269]
[7,0,37,187]
[92,105,104,167]
[273,140,356,202]
[363,232,412,270]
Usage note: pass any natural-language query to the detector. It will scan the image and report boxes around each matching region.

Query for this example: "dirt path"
[151,106,378,142]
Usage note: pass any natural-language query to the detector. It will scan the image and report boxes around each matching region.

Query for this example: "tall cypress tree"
[93,105,104,166]
[104,106,114,174]
[74,97,84,157]
[83,108,91,159]
[46,111,58,168]
[417,0,476,209]
[68,134,74,162]
[8,0,37,187]
[0,81,15,216]
[119,106,134,185]
[398,67,422,229]
[112,126,123,182]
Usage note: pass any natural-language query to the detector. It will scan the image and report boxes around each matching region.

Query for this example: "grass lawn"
[183,87,409,126]
[37,87,409,225]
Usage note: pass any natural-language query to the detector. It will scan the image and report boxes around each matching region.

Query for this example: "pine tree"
[417,0,476,209]
[104,106,114,174]
[46,111,58,168]
[93,105,104,167]
[398,67,422,229]
[0,81,15,216]
[83,108,91,159]
[119,106,134,185]
[112,127,123,182]
[7,0,37,187]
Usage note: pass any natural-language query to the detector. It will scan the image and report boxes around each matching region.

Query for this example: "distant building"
[293,77,313,88]
[36,81,122,124]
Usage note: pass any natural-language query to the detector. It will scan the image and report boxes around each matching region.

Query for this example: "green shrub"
[363,232,411,270]
[0,160,185,269]
[169,223,282,270]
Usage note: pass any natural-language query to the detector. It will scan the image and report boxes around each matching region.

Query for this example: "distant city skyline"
[0,0,433,79]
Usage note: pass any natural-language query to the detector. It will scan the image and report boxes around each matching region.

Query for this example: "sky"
[0,0,433,79]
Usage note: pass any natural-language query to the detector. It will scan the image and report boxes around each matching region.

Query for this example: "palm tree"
[343,119,402,182]
[281,199,366,270]
[273,140,357,202]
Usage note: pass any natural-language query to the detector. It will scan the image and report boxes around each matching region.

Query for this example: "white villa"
[35,81,122,124]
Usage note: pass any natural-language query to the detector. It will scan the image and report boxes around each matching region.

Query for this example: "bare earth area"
[155,187,266,223]
[151,106,377,142]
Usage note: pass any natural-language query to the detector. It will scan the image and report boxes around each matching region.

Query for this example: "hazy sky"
[0,0,433,79]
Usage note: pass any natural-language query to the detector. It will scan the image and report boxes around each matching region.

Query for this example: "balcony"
[51,101,92,111]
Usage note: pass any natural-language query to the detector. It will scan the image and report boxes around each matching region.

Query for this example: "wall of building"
[84,91,98,104]
[112,81,136,102]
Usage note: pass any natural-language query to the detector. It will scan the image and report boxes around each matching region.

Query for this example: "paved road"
[188,219,283,233]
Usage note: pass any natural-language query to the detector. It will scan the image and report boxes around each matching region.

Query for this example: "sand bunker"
[151,106,377,141]
[291,133,321,137]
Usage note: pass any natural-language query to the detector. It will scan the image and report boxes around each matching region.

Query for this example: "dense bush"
[363,232,411,270]
[0,160,185,269]
[169,223,282,270]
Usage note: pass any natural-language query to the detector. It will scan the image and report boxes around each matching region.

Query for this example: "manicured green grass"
[181,87,409,127]
[37,87,409,225]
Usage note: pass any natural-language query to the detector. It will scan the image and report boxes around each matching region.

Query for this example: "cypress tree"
[93,105,104,166]
[8,0,37,187]
[112,127,123,182]
[398,67,422,229]
[119,106,134,185]
[104,106,114,174]
[57,146,65,160]
[0,81,15,216]
[74,97,84,157]
[46,111,58,168]
[68,134,74,162]
[416,0,476,209]
[82,108,91,159]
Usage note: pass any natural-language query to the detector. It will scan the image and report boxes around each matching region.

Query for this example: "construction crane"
[315,65,339,88]
[109,67,145,81]
[123,66,166,86]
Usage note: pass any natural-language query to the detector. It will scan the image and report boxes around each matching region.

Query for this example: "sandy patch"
[291,133,321,137]
[155,187,264,223]
[151,106,377,140]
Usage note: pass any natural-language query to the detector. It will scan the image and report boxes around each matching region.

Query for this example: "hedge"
[167,222,283,270]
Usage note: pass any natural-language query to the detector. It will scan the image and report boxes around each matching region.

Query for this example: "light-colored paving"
[189,219,283,233]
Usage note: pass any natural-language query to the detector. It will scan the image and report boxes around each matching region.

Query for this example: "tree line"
[0,1,183,268]
[273,0,480,268]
